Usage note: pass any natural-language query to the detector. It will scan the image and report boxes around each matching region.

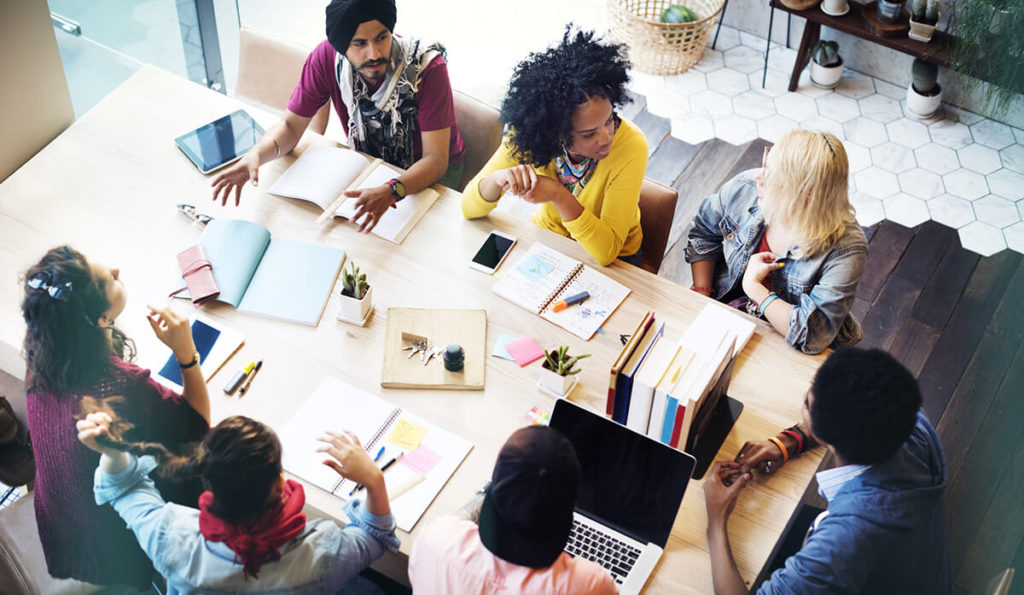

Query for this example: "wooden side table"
[762,0,952,91]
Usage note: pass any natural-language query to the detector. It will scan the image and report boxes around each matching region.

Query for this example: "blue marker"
[374,446,386,462]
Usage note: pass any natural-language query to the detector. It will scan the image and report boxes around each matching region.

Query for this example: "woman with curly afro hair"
[462,27,647,266]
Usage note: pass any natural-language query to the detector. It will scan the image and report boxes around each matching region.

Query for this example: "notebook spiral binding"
[330,407,403,495]
[536,263,583,314]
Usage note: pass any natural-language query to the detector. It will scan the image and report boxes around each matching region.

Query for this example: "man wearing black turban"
[213,0,465,235]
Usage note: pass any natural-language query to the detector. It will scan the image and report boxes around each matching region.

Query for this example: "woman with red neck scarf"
[75,407,399,593]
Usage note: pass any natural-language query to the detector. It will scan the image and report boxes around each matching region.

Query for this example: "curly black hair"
[810,348,922,465]
[500,26,632,167]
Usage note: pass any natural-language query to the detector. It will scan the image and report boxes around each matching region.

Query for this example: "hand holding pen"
[316,430,391,516]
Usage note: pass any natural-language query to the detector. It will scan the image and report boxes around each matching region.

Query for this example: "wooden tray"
[381,308,486,390]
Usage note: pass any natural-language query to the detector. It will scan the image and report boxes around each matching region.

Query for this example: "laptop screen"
[550,399,696,547]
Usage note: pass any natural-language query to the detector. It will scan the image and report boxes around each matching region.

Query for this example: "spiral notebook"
[278,376,473,532]
[492,242,631,340]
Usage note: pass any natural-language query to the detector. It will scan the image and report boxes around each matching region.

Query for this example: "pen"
[223,361,255,395]
[374,446,386,462]
[552,291,590,312]
[351,452,405,495]
[238,359,263,396]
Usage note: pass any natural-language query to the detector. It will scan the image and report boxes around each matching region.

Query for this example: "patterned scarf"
[336,37,445,169]
[555,115,620,197]
[198,479,307,579]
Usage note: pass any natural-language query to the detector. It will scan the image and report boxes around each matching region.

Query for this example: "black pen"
[350,452,404,495]
[238,359,263,396]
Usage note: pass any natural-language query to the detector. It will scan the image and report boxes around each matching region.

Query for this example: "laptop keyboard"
[565,518,642,584]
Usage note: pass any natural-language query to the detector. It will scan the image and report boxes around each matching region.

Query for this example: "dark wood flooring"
[627,96,1024,594]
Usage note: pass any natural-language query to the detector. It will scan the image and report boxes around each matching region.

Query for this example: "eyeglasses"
[177,203,213,226]
[26,275,72,300]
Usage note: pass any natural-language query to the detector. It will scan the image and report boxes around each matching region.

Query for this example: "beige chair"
[236,27,329,135]
[637,178,679,274]
[453,91,503,190]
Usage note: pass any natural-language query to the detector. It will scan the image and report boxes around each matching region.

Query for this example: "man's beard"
[358,59,388,83]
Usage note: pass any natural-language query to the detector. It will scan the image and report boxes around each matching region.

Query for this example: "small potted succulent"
[337,261,373,324]
[540,345,591,396]
[821,0,849,17]
[906,58,943,118]
[810,40,844,89]
[909,0,939,41]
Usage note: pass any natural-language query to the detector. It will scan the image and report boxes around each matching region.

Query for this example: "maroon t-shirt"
[27,357,209,588]
[287,39,465,165]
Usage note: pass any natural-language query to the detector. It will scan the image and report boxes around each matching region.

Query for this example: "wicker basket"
[609,0,726,75]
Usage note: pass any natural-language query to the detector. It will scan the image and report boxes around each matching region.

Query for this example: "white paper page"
[267,147,370,211]
[492,242,581,313]
[540,265,631,340]
[334,164,439,244]
[679,303,756,358]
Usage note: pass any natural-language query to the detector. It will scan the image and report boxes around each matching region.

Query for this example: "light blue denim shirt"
[94,455,400,595]
[685,170,868,354]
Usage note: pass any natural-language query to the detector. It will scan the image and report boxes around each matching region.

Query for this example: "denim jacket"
[685,170,867,354]
[94,455,400,595]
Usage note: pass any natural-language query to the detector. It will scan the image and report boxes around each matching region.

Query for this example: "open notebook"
[267,146,438,244]
[492,242,631,340]
[178,219,345,326]
[278,376,473,532]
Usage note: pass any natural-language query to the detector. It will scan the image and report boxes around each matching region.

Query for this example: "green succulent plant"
[912,58,940,95]
[812,40,842,67]
[543,345,592,376]
[911,0,939,25]
[341,262,369,300]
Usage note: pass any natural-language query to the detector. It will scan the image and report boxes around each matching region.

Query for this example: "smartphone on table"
[469,230,517,274]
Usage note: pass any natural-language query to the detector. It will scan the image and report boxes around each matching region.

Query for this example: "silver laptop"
[550,398,696,594]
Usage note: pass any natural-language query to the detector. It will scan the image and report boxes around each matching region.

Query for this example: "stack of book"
[606,304,755,454]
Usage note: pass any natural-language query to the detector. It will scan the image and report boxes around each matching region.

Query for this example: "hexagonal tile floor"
[634,24,1024,257]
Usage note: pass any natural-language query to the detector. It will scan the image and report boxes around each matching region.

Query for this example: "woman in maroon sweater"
[22,246,210,588]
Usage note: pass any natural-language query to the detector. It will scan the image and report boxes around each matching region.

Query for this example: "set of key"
[403,340,443,366]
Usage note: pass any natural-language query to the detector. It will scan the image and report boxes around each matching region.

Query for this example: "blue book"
[193,219,345,326]
[661,396,679,444]
[612,320,663,424]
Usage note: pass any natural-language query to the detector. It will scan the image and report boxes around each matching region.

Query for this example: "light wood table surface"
[0,66,826,593]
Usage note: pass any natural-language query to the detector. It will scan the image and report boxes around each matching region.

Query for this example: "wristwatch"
[386,178,407,203]
[178,351,200,369]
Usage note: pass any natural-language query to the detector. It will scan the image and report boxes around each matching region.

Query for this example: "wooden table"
[765,0,952,91]
[0,66,826,593]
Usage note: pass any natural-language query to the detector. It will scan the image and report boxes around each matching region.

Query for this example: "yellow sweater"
[461,117,647,266]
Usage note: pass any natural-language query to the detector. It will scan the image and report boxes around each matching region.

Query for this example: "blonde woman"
[685,130,867,354]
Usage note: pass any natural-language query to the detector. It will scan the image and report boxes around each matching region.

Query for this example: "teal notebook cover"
[201,219,271,308]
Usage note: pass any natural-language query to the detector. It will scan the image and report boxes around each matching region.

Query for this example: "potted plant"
[948,0,1023,118]
[336,262,373,324]
[877,0,907,24]
[540,346,591,396]
[821,0,849,17]
[906,58,943,118]
[810,41,844,89]
[909,0,939,41]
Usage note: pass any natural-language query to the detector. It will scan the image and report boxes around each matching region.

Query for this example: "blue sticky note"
[492,334,518,360]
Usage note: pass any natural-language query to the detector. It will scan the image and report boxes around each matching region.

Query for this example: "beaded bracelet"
[768,436,789,462]
[758,292,780,316]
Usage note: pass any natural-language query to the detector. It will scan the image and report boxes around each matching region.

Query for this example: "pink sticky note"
[400,445,442,475]
[505,336,545,367]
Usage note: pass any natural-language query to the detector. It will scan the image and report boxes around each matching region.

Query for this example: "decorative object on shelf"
[948,0,1023,118]
[821,0,850,17]
[443,344,465,372]
[908,0,939,41]
[337,261,373,325]
[906,58,943,118]
[861,1,911,36]
[876,0,907,23]
[810,40,844,88]
[609,0,726,74]
[539,345,591,397]
[779,0,820,10]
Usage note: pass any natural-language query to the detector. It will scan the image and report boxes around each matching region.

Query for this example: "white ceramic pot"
[337,284,373,323]
[908,18,937,42]
[810,58,844,89]
[539,367,576,396]
[906,83,942,118]
[821,0,849,17]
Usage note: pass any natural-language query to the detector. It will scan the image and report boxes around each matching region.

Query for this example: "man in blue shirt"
[705,348,951,594]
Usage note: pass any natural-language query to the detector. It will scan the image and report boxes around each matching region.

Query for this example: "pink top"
[409,516,618,595]
[287,40,465,164]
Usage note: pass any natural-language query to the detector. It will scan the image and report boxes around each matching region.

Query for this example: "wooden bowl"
[779,0,821,10]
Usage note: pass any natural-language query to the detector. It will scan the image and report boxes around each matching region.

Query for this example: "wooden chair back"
[638,178,679,274]
[453,90,503,190]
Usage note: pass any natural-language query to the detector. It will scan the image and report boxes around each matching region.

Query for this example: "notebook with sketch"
[267,146,439,244]
[278,376,473,532]
[492,242,631,340]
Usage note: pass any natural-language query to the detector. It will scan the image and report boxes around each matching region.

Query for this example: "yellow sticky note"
[388,419,427,450]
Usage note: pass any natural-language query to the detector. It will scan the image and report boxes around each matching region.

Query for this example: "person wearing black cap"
[408,426,617,593]
[212,0,465,235]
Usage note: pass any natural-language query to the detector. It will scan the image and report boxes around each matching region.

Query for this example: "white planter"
[908,18,937,42]
[906,83,942,119]
[337,284,373,324]
[821,0,849,17]
[539,366,576,397]
[810,58,844,89]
